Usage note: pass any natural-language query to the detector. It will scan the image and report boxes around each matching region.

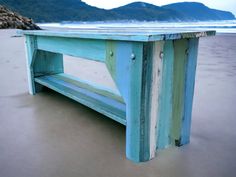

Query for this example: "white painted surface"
[149,41,164,158]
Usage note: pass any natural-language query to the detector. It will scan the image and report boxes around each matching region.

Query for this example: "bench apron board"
[22,29,215,162]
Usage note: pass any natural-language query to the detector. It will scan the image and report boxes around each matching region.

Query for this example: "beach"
[0,29,236,177]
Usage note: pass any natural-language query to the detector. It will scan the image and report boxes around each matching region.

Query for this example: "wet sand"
[0,29,236,177]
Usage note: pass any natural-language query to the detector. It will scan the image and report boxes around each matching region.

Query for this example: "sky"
[83,0,236,16]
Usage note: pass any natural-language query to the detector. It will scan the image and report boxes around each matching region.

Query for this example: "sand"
[0,29,236,177]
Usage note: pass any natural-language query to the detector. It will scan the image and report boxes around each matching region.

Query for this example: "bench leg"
[180,38,199,145]
[105,39,199,162]
[105,41,161,162]
[124,39,199,162]
[125,41,165,162]
[25,36,63,95]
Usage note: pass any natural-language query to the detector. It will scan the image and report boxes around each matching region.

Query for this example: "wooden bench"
[22,28,215,162]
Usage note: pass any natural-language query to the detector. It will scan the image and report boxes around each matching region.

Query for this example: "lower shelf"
[34,73,126,125]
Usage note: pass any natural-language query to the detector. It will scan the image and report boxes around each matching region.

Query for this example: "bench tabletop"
[21,28,215,42]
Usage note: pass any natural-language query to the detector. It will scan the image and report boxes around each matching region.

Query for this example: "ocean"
[38,20,236,33]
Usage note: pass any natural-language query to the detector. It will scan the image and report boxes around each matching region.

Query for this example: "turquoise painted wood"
[157,40,174,149]
[181,38,199,145]
[25,36,63,94]
[36,36,106,61]
[25,35,36,94]
[22,30,215,42]
[34,74,126,125]
[22,29,215,163]
[171,39,189,145]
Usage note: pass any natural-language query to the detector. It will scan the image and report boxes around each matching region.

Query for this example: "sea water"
[39,20,236,33]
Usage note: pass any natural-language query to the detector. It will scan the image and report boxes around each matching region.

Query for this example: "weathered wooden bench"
[22,28,215,162]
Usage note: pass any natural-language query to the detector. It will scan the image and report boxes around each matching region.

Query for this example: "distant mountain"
[0,0,235,22]
[0,0,121,22]
[112,2,185,21]
[162,2,235,21]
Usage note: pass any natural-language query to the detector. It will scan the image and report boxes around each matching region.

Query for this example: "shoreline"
[36,20,236,34]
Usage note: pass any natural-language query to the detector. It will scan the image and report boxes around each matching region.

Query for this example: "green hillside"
[0,0,235,22]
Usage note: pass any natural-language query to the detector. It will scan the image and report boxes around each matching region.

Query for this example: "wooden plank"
[157,40,174,149]
[171,39,188,146]
[105,41,116,79]
[181,38,199,145]
[124,42,145,162]
[22,30,215,42]
[36,36,106,62]
[53,73,124,103]
[33,50,63,77]
[125,41,164,162]
[25,36,64,94]
[25,35,37,94]
[149,41,164,157]
[105,41,133,103]
[34,74,126,125]
[32,50,63,93]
